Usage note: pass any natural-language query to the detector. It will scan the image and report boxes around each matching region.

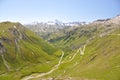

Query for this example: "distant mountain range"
[25,15,120,38]
[25,20,86,37]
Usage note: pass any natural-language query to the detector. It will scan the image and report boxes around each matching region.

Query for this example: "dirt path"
[22,51,64,80]
[62,49,79,64]
[22,37,92,80]
[79,45,86,56]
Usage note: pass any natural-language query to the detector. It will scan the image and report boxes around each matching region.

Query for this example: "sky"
[0,0,120,24]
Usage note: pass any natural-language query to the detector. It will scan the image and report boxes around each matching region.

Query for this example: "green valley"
[0,15,120,80]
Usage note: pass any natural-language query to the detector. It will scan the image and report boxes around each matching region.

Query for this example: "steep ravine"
[1,55,11,71]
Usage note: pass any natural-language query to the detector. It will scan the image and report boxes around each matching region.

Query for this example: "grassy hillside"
[70,32,120,80]
[42,26,120,80]
[0,19,119,80]
[0,21,60,80]
[45,23,119,53]
[25,16,120,79]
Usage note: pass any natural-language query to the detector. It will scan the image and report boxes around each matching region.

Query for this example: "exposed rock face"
[25,21,84,38]
[0,39,11,71]
[9,27,28,40]
[8,27,21,38]
[0,37,11,43]
[0,40,6,54]
[108,15,120,24]
[93,15,120,25]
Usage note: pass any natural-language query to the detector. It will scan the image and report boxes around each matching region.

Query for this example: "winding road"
[62,49,79,64]
[22,51,64,80]
[79,45,86,56]
[22,37,91,80]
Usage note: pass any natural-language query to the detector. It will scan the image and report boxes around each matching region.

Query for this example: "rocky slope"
[0,21,60,80]
[25,21,84,39]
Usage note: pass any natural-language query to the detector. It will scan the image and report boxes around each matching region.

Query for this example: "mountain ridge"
[0,21,61,80]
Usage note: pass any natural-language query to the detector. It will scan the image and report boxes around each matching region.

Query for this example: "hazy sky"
[0,0,120,24]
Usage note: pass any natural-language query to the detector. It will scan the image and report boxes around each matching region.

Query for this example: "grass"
[43,29,120,80]
[0,21,120,80]
[0,22,60,80]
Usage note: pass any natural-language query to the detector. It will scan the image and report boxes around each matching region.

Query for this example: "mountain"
[93,15,120,24]
[41,15,120,80]
[23,15,120,80]
[25,20,85,39]
[0,21,61,80]
[41,15,120,51]
[45,28,120,80]
[0,15,120,80]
